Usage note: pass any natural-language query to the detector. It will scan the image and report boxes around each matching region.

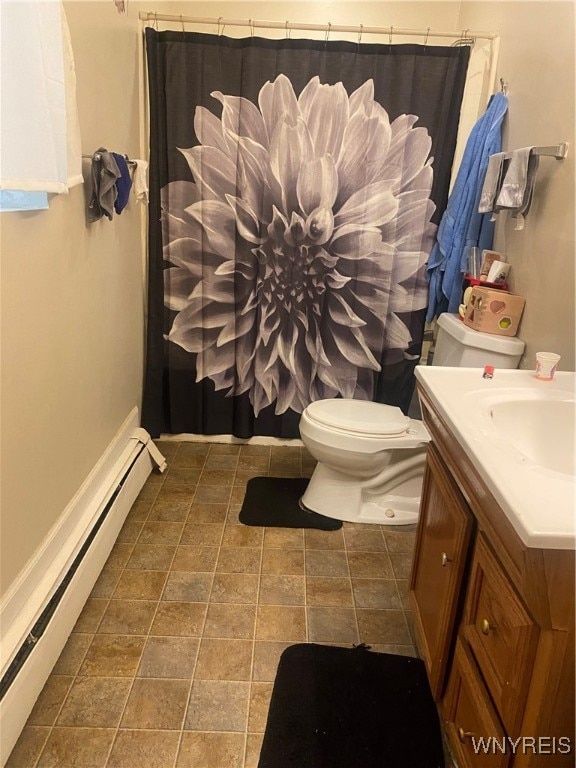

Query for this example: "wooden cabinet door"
[443,639,510,768]
[410,442,473,698]
[463,535,539,738]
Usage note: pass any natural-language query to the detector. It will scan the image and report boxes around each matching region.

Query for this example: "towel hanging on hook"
[83,152,136,168]
[87,148,120,222]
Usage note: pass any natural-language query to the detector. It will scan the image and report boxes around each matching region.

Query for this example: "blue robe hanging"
[426,92,508,321]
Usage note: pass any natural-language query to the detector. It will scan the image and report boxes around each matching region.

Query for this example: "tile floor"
[7,441,418,768]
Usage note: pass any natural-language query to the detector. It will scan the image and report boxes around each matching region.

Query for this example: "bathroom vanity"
[410,367,575,768]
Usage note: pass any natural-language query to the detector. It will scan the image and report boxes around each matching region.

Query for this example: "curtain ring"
[285,20,291,39]
[180,15,185,34]
[217,17,223,35]
[389,26,393,45]
[424,27,430,45]
[153,12,158,30]
[358,24,363,45]
[249,19,254,37]
[325,22,331,42]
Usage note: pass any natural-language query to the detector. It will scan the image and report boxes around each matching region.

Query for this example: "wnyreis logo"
[471,736,572,756]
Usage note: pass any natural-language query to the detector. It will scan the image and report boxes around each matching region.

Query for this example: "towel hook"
[358,23,363,45]
[325,22,331,42]
[500,77,508,95]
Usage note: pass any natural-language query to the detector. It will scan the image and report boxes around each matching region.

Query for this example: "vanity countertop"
[415,366,576,550]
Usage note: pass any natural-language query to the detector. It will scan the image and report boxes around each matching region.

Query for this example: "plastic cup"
[466,247,481,279]
[535,352,561,380]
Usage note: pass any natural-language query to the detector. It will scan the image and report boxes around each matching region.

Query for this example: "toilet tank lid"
[305,399,410,436]
[437,313,525,355]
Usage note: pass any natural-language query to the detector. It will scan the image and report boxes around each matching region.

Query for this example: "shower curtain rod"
[138,12,496,41]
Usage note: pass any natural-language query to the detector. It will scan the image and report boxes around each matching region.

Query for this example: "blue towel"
[112,152,132,214]
[0,190,49,211]
[426,92,508,321]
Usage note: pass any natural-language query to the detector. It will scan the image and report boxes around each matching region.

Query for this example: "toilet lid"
[305,399,410,437]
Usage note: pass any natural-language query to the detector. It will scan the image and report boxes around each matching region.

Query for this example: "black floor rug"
[239,477,342,530]
[258,643,444,768]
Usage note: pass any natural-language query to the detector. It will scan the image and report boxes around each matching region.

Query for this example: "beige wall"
[459,2,575,369]
[0,3,145,596]
[0,0,461,598]
[2,0,573,597]
[132,1,461,41]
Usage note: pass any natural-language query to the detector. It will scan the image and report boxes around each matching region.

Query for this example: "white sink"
[414,366,576,549]
[486,398,574,477]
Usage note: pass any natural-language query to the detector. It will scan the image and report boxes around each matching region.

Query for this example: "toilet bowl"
[299,399,430,525]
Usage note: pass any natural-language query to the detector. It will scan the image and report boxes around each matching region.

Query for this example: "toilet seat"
[300,402,429,455]
[304,399,410,438]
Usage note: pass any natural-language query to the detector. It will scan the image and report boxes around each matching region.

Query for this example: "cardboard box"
[462,287,525,336]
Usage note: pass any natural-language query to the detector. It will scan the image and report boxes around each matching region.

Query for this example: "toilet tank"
[433,313,525,368]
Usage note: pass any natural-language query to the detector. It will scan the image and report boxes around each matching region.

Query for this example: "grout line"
[106,442,192,768]
[170,485,213,767]
[302,529,309,643]
[243,487,266,768]
[342,528,361,646]
[172,450,239,768]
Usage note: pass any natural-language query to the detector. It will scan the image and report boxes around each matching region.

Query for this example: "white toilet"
[433,312,525,368]
[300,399,430,525]
[299,313,525,526]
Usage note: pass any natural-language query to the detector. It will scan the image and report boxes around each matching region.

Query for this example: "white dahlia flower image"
[162,75,436,415]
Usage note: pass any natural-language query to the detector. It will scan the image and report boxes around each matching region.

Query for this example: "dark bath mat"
[239,477,342,530]
[258,643,444,768]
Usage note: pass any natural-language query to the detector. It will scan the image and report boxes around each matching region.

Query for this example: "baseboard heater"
[0,414,166,766]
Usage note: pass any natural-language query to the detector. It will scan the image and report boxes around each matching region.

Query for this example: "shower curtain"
[143,28,469,438]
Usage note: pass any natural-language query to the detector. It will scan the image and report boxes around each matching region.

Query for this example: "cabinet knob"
[441,552,452,567]
[458,727,474,743]
[481,618,491,635]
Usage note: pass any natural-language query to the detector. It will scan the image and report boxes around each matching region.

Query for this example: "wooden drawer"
[410,443,473,698]
[462,534,539,737]
[443,638,510,768]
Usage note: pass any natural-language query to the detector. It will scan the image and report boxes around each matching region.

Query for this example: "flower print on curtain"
[163,75,436,417]
[143,31,470,438]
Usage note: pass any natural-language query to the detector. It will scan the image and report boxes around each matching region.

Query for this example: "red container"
[463,276,509,292]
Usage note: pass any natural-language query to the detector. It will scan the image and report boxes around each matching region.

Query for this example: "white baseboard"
[0,409,161,766]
